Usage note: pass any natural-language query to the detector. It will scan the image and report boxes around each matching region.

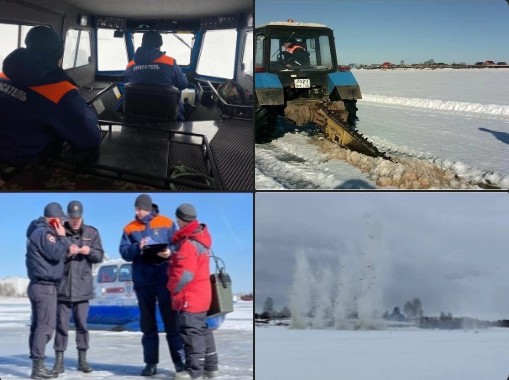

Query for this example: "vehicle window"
[242,30,253,76]
[255,34,264,70]
[62,29,91,69]
[97,265,117,283]
[197,29,237,79]
[270,33,333,71]
[133,32,194,66]
[0,23,36,68]
[118,264,132,282]
[97,28,128,71]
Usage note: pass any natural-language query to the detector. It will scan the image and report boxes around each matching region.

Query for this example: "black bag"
[208,252,234,317]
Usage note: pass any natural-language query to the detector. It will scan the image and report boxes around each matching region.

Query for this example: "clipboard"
[142,237,168,255]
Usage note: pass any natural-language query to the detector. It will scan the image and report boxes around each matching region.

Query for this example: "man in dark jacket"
[26,202,68,379]
[119,194,185,376]
[119,30,188,121]
[52,200,104,374]
[282,38,310,67]
[168,204,218,380]
[0,26,101,164]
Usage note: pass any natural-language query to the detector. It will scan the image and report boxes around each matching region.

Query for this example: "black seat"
[123,83,180,122]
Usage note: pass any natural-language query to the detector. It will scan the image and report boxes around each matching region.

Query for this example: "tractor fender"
[327,71,362,100]
[255,72,285,106]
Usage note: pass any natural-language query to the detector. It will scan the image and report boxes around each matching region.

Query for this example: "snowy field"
[255,68,509,189]
[0,298,253,379]
[256,325,509,380]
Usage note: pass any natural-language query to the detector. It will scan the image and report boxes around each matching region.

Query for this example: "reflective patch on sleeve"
[29,81,76,104]
[46,234,56,243]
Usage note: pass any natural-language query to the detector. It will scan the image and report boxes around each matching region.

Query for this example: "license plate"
[294,78,310,88]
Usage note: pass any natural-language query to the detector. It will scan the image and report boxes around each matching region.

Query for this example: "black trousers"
[28,282,58,360]
[179,311,218,379]
[136,282,184,366]
[54,300,90,351]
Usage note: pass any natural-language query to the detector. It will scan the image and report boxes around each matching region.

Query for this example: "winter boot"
[174,372,191,379]
[174,373,207,380]
[77,350,93,373]
[141,363,157,376]
[175,361,185,373]
[31,358,58,379]
[51,351,64,374]
[204,370,219,378]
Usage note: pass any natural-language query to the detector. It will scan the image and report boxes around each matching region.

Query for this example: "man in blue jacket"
[0,26,101,165]
[120,30,188,121]
[119,194,185,377]
[26,202,69,379]
[52,200,104,375]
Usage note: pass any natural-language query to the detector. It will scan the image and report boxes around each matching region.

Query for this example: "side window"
[97,265,117,283]
[0,23,36,68]
[196,29,237,79]
[118,264,132,282]
[242,31,253,76]
[255,34,264,69]
[97,28,128,71]
[133,32,194,66]
[62,29,91,70]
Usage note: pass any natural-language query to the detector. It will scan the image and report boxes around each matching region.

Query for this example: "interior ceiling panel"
[63,0,252,19]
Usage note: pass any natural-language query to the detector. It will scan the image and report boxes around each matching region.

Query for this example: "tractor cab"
[256,21,338,95]
[255,20,362,142]
[0,0,253,190]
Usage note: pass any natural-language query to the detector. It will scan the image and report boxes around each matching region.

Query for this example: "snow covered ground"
[255,68,509,189]
[256,325,509,380]
[0,298,253,379]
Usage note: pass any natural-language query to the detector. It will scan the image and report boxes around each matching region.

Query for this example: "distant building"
[381,61,393,69]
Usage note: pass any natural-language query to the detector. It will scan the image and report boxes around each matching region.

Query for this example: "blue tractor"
[255,20,385,158]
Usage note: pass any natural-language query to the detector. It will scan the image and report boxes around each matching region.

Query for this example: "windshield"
[268,33,334,72]
[133,32,194,66]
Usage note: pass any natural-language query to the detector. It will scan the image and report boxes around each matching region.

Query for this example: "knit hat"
[176,203,197,222]
[44,202,65,218]
[142,30,163,48]
[25,26,64,63]
[135,194,152,211]
[67,200,83,218]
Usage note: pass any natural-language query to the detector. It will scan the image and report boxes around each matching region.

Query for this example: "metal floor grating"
[210,119,254,191]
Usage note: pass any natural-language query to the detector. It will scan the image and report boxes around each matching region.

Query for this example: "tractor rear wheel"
[255,99,278,143]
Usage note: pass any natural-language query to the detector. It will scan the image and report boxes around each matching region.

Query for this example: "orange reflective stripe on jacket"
[29,81,76,104]
[0,72,9,80]
[152,55,175,66]
[286,45,305,54]
[126,55,175,70]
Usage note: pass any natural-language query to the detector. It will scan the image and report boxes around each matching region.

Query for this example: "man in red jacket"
[168,204,218,380]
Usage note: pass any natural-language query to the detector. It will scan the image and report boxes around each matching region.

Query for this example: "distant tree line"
[255,297,292,320]
[0,283,17,297]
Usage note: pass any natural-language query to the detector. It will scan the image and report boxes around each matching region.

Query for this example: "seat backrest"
[123,83,179,122]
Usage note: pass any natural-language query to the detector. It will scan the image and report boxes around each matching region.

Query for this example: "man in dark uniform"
[52,201,104,374]
[119,194,185,376]
[26,202,69,379]
[0,26,101,164]
[119,30,188,121]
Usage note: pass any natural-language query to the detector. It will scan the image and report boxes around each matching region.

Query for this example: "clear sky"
[1,192,253,294]
[256,0,508,65]
[256,192,509,320]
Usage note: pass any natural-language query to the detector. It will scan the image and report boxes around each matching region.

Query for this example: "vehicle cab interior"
[0,0,253,190]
